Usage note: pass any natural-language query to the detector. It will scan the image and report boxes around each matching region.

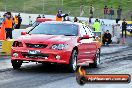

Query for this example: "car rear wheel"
[68,50,78,73]
[11,60,22,69]
[89,49,100,68]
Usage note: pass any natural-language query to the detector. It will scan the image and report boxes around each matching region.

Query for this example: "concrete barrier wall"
[1,39,14,55]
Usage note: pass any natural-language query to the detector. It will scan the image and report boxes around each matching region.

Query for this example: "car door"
[85,26,97,59]
[78,25,92,63]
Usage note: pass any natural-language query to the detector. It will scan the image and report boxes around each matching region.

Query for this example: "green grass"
[0,0,132,20]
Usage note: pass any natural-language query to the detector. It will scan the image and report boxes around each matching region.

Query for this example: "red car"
[11,21,101,72]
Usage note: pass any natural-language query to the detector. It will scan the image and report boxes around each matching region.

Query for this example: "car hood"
[17,34,76,44]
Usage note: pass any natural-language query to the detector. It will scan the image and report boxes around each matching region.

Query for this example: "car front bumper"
[11,47,72,64]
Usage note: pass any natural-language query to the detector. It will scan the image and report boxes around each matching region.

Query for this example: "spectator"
[3,12,15,39]
[122,19,127,38]
[92,19,101,32]
[110,7,114,19]
[14,15,19,29]
[113,19,121,43]
[56,10,68,21]
[17,13,22,29]
[102,30,112,45]
[89,5,94,18]
[80,3,84,16]
[28,16,32,26]
[37,15,41,18]
[104,5,108,19]
[74,17,78,22]
[42,14,45,18]
[117,6,122,20]
[107,7,111,19]
[66,16,70,21]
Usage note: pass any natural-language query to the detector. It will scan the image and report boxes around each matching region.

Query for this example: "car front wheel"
[68,50,78,73]
[11,60,22,69]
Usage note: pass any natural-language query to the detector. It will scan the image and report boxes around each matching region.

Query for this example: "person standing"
[37,15,41,19]
[14,15,19,29]
[28,16,32,26]
[92,19,101,32]
[74,17,78,22]
[17,13,22,29]
[104,6,108,19]
[112,22,121,44]
[56,10,68,21]
[42,14,45,18]
[66,16,70,21]
[117,6,122,20]
[3,12,15,39]
[107,7,111,19]
[89,5,94,18]
[80,3,84,16]
[122,19,127,38]
[56,10,63,21]
[110,7,114,19]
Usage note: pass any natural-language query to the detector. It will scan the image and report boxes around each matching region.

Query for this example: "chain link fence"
[0,0,131,20]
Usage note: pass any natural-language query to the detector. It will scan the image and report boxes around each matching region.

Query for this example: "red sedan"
[11,21,101,72]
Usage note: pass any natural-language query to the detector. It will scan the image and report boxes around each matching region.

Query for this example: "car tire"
[89,49,100,68]
[11,60,22,69]
[68,50,78,73]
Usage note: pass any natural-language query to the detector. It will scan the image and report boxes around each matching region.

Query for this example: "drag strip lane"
[0,46,132,88]
[0,46,131,73]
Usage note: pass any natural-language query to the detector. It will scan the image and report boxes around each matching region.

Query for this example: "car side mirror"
[21,31,27,35]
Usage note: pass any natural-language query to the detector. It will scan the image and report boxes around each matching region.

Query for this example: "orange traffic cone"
[0,22,6,40]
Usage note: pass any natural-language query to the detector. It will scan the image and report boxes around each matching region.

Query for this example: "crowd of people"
[0,12,22,39]
[37,14,45,19]
[80,4,132,21]
[89,5,123,20]
[103,5,122,20]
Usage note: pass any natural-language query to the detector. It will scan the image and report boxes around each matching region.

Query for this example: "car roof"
[36,18,54,23]
[41,21,82,26]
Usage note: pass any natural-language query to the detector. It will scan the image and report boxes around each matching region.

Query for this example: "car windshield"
[31,21,40,27]
[30,23,78,36]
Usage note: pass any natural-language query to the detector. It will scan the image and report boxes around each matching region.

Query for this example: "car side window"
[79,26,87,37]
[85,26,94,37]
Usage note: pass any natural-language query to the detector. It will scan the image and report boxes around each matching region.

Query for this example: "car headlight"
[51,44,68,50]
